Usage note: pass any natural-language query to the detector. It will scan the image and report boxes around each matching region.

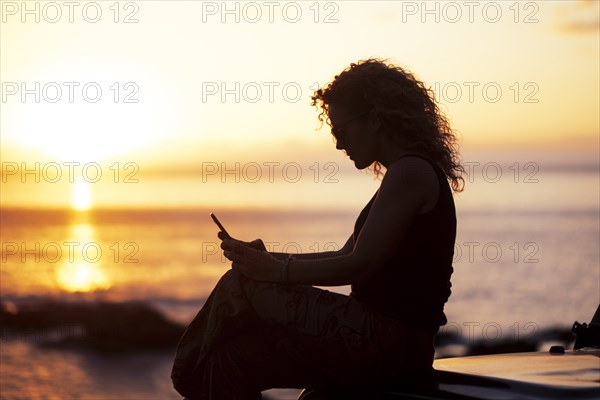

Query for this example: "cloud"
[557,0,600,33]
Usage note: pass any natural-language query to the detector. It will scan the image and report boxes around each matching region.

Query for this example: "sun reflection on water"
[55,222,111,293]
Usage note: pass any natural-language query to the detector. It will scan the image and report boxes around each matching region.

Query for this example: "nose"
[335,141,345,151]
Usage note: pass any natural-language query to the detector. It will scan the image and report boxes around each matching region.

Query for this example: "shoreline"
[1,298,579,400]
[1,298,576,356]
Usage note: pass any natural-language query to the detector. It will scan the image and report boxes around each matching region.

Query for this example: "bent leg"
[172,269,434,399]
[172,269,262,398]
[240,276,434,389]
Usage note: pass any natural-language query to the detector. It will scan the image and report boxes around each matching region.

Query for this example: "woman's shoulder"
[383,155,441,214]
[385,154,438,182]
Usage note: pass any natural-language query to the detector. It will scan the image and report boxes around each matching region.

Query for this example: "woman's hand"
[217,231,267,251]
[221,239,282,282]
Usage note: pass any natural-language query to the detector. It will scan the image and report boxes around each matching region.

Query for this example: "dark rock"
[1,300,185,352]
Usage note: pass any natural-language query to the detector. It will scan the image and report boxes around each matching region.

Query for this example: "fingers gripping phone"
[210,213,232,239]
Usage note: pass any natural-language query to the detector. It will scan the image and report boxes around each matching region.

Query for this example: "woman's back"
[351,154,456,334]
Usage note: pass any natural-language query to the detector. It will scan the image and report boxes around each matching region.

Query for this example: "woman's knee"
[219,268,242,282]
[212,269,246,293]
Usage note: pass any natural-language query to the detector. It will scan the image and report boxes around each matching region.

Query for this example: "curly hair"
[311,58,465,192]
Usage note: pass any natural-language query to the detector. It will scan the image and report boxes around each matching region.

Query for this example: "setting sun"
[2,56,179,164]
[71,179,92,210]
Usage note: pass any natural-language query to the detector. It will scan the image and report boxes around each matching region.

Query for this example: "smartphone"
[210,213,231,239]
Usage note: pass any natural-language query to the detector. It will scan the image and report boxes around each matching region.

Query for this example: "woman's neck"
[377,135,414,168]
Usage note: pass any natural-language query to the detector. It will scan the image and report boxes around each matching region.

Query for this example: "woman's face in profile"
[328,103,379,170]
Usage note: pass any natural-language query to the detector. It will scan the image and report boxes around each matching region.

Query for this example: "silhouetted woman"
[172,58,465,399]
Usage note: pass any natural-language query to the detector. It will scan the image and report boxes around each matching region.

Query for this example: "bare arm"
[219,231,353,261]
[223,157,440,286]
[270,235,354,260]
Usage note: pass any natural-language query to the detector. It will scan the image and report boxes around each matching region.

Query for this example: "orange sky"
[1,1,599,209]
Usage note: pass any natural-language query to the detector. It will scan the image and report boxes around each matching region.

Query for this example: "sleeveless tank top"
[350,154,456,334]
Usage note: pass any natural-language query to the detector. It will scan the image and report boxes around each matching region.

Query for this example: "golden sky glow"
[1,1,599,209]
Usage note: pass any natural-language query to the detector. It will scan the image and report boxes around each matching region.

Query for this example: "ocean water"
[1,162,598,399]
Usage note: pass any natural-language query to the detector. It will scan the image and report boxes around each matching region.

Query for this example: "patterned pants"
[171,269,434,399]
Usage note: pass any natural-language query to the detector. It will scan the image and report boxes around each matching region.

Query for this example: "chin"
[353,159,371,170]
